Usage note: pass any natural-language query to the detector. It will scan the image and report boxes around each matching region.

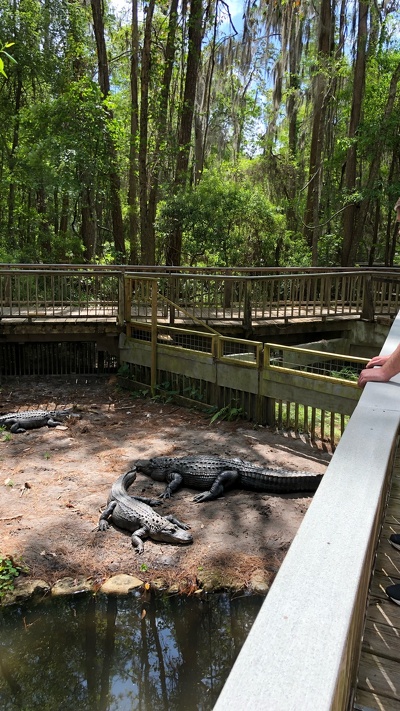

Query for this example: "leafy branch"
[0,43,16,78]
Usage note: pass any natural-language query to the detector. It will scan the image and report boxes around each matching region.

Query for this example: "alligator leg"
[163,515,191,530]
[10,424,26,433]
[46,418,63,427]
[98,501,117,531]
[162,472,184,498]
[130,527,149,554]
[193,469,240,502]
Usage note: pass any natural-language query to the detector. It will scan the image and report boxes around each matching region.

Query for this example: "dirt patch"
[0,377,330,593]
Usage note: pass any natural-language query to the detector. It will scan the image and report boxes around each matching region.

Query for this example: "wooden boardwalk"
[354,445,400,710]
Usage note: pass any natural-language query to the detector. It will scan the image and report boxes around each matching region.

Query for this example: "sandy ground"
[0,377,330,593]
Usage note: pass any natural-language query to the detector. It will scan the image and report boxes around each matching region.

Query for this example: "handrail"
[2,263,400,273]
[213,314,400,710]
[2,266,400,324]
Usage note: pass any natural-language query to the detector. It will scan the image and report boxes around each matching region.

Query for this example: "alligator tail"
[241,469,322,494]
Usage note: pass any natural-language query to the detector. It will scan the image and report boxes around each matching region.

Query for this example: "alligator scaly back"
[135,455,323,502]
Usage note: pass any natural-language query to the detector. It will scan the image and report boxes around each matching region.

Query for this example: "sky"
[110,0,244,37]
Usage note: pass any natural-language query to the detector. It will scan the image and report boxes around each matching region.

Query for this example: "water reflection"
[0,591,264,710]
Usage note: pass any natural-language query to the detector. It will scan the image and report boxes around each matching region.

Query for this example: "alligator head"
[152,525,193,545]
[135,458,167,482]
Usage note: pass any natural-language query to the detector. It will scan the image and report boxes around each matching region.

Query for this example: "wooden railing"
[119,323,365,447]
[1,265,400,325]
[0,269,124,323]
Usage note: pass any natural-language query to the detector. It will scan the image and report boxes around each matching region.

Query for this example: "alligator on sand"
[98,468,193,553]
[0,409,77,433]
[135,455,323,502]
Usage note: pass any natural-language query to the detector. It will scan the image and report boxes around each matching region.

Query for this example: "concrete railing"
[213,313,400,710]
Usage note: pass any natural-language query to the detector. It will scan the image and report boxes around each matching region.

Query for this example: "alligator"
[135,455,323,502]
[0,408,76,433]
[98,468,193,553]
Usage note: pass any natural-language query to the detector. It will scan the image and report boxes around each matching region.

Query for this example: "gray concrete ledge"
[214,314,400,711]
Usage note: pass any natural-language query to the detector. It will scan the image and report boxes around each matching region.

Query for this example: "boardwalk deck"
[354,447,400,711]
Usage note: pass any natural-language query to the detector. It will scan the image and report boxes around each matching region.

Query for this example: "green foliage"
[157,166,286,266]
[329,366,359,382]
[1,0,400,266]
[152,382,179,403]
[209,402,246,424]
[0,554,28,599]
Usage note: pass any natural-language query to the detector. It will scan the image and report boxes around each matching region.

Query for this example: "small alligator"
[135,455,323,502]
[0,409,76,433]
[98,468,193,553]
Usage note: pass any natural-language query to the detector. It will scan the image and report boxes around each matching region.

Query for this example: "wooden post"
[151,279,157,395]
[360,274,375,321]
[243,280,252,331]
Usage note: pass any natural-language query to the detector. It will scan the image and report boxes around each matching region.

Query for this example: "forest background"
[1,0,400,269]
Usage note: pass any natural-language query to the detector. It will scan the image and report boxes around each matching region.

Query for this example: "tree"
[341,0,369,266]
[166,0,204,266]
[91,0,126,260]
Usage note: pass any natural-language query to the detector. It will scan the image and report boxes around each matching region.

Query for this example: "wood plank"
[355,687,400,711]
[369,572,400,599]
[362,618,400,659]
[357,652,400,701]
[365,599,400,630]
[373,550,400,582]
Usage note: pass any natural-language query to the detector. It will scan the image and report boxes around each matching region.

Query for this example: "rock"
[197,568,242,593]
[250,570,270,595]
[1,579,51,606]
[99,574,143,595]
[51,576,93,596]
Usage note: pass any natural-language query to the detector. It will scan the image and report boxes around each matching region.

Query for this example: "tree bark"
[166,0,203,266]
[351,62,400,259]
[138,0,156,265]
[341,0,369,266]
[91,0,125,260]
[128,0,140,264]
[302,0,333,265]
[146,0,180,245]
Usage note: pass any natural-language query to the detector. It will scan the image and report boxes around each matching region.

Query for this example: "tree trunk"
[91,0,125,261]
[351,62,400,259]
[128,0,140,264]
[7,75,22,250]
[146,0,180,259]
[302,0,333,265]
[81,187,97,261]
[166,0,203,266]
[139,0,156,265]
[341,0,368,266]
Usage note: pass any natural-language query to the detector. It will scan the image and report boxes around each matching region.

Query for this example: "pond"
[0,591,264,711]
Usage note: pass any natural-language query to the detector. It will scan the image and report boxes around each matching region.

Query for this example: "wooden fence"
[119,323,365,447]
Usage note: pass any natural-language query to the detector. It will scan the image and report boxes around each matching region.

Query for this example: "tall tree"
[91,0,126,260]
[302,0,334,265]
[127,0,140,264]
[341,0,369,266]
[166,0,204,266]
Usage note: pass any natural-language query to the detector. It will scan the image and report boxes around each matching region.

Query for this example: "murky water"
[0,591,264,711]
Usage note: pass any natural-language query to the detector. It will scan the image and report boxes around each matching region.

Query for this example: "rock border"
[1,570,270,606]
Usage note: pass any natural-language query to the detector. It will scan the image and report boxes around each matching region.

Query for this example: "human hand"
[365,355,389,369]
[358,367,390,388]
